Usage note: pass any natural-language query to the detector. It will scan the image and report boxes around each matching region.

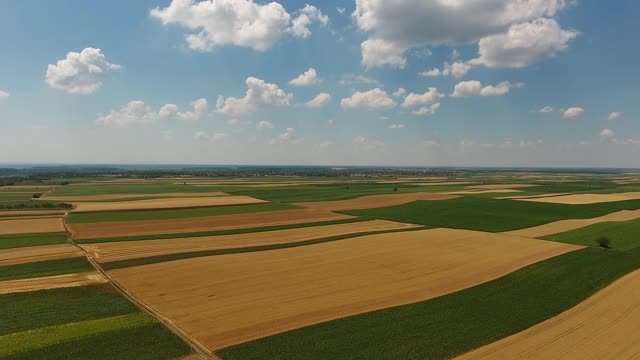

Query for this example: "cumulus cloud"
[600,128,616,139]
[289,68,319,86]
[0,90,9,100]
[257,120,273,130]
[451,80,523,97]
[411,103,440,116]
[421,62,471,78]
[562,107,585,120]
[271,127,300,144]
[339,74,378,86]
[150,0,327,52]
[195,131,226,142]
[96,101,157,128]
[352,0,572,68]
[45,48,120,95]
[470,18,577,68]
[389,123,405,129]
[393,88,407,97]
[216,77,292,115]
[340,88,396,111]
[305,93,331,108]
[361,38,408,69]
[158,98,209,121]
[401,88,443,108]
[539,106,555,113]
[608,112,622,121]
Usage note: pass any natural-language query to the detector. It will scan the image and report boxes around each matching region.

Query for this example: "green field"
[77,217,367,244]
[67,202,297,224]
[345,197,640,232]
[543,218,640,250]
[0,233,67,250]
[101,226,426,270]
[217,247,640,360]
[0,257,94,282]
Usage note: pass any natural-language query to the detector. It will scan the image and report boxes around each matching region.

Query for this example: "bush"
[596,236,611,249]
[32,193,42,199]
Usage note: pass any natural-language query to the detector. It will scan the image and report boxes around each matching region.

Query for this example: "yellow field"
[0,217,65,235]
[109,228,581,350]
[42,191,227,202]
[0,272,108,295]
[519,192,640,204]
[295,192,456,211]
[70,195,266,213]
[0,244,82,266]
[456,269,640,360]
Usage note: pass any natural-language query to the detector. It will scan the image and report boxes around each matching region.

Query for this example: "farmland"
[3,169,640,359]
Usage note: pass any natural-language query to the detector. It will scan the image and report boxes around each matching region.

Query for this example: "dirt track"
[109,228,581,350]
[0,271,108,295]
[0,244,83,266]
[70,209,354,239]
[83,220,421,263]
[455,269,640,360]
[294,192,457,211]
[71,195,266,213]
[0,217,65,235]
[503,209,640,238]
[518,192,640,204]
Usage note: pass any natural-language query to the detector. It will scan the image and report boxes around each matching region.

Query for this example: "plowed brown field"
[519,192,640,204]
[83,220,421,263]
[0,244,83,266]
[294,192,457,211]
[0,217,65,235]
[0,272,108,295]
[42,191,228,202]
[503,209,640,238]
[455,269,640,360]
[71,195,265,213]
[109,228,581,350]
[69,209,354,239]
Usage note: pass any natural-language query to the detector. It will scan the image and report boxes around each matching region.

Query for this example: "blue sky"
[1,0,639,167]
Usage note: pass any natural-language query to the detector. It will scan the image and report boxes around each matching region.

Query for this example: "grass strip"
[77,217,368,244]
[542,218,640,250]
[0,257,94,282]
[216,247,640,360]
[344,197,639,233]
[67,202,297,223]
[0,233,67,250]
[0,284,139,336]
[102,226,426,270]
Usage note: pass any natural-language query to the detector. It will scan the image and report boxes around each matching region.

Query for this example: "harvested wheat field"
[83,220,420,263]
[0,217,65,235]
[468,184,540,190]
[70,209,354,239]
[0,271,108,295]
[0,209,67,217]
[444,189,522,195]
[504,209,640,238]
[519,192,640,205]
[109,228,581,350]
[295,192,457,212]
[71,195,265,213]
[42,191,228,202]
[412,181,476,186]
[456,269,640,360]
[0,244,83,266]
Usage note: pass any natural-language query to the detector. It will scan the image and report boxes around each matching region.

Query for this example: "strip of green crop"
[0,233,67,250]
[216,247,640,360]
[77,217,367,244]
[102,226,426,270]
[67,202,297,223]
[542,218,640,250]
[0,257,94,282]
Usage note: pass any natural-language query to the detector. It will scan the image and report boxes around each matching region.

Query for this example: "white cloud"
[393,88,407,97]
[451,80,523,97]
[289,68,319,86]
[600,128,616,139]
[539,106,555,113]
[0,90,9,100]
[401,88,442,108]
[389,123,405,129]
[257,120,273,130]
[419,62,470,78]
[195,131,226,143]
[45,48,120,95]
[411,103,440,116]
[150,0,327,52]
[305,93,331,108]
[226,118,240,126]
[340,88,396,111]
[337,7,346,14]
[271,127,300,144]
[160,98,209,121]
[451,49,461,60]
[608,112,622,121]
[562,107,585,120]
[353,0,571,68]
[96,101,157,128]
[470,18,578,68]
[216,77,292,115]
[339,74,378,86]
[420,68,441,77]
[353,135,385,151]
[361,38,408,69]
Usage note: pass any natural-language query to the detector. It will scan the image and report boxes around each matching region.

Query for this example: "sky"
[1,0,639,168]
